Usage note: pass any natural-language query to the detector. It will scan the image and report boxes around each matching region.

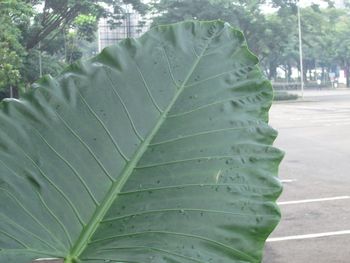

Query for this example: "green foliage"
[73,15,98,42]
[0,21,282,263]
[21,50,66,84]
[294,7,350,85]
[150,0,350,83]
[0,0,32,91]
[0,0,146,98]
[26,0,147,50]
[64,32,83,64]
[266,5,350,83]
[150,0,269,55]
[0,48,21,88]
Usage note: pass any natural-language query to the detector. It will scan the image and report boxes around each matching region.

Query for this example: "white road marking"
[278,196,350,205]
[280,179,296,183]
[34,259,61,262]
[311,118,350,123]
[267,230,350,242]
[323,122,350,126]
[333,122,350,126]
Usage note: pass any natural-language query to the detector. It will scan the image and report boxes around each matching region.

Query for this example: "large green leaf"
[0,21,283,263]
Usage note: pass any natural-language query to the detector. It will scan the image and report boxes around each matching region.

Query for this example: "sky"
[299,0,329,7]
[140,1,343,13]
[262,0,343,13]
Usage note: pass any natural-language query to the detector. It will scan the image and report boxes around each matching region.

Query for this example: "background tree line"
[1,0,350,100]
[0,0,147,99]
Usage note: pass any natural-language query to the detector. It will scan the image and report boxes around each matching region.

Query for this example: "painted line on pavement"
[278,196,350,205]
[267,230,350,242]
[311,117,350,123]
[280,179,297,183]
[34,259,61,262]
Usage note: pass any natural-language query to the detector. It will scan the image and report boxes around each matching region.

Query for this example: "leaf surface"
[0,21,283,263]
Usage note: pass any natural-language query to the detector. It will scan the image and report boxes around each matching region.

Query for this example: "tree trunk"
[269,63,277,81]
[303,65,307,83]
[10,86,19,99]
[322,67,326,84]
[345,63,350,88]
[287,63,292,82]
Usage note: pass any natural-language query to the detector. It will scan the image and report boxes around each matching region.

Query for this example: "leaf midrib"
[67,26,221,261]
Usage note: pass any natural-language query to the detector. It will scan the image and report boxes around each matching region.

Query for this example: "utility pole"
[297,2,304,99]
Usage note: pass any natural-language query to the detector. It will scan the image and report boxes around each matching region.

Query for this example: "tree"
[150,0,269,55]
[283,6,350,85]
[259,2,338,82]
[0,0,32,93]
[0,0,147,99]
[26,0,147,50]
[327,8,350,87]
[149,0,299,77]
[261,13,297,80]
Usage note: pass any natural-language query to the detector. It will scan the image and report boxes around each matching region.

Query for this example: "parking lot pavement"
[263,90,350,263]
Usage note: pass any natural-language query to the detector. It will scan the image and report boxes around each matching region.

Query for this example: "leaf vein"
[35,189,74,248]
[0,159,73,247]
[149,124,268,146]
[162,46,181,87]
[135,63,164,113]
[101,208,276,223]
[135,154,262,169]
[77,91,130,161]
[55,111,115,182]
[6,140,86,226]
[184,69,258,88]
[167,91,264,118]
[0,213,60,252]
[104,68,144,141]
[100,246,205,263]
[0,187,67,251]
[118,183,275,195]
[33,128,100,206]
[81,258,137,263]
[89,231,255,262]
[0,230,28,249]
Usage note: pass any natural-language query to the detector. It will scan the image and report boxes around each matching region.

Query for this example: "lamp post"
[297,1,304,99]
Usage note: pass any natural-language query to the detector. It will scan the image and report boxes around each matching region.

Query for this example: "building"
[97,5,148,52]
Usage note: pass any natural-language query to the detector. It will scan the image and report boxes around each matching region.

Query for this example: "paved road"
[263,89,350,263]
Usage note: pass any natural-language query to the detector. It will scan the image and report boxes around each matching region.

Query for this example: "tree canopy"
[0,0,146,96]
[2,0,350,99]
[0,0,32,93]
[149,0,346,82]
